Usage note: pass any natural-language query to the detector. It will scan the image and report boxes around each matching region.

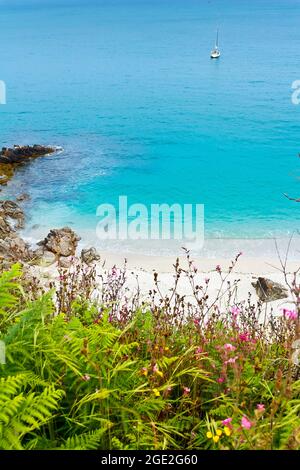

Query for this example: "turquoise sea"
[1,0,300,256]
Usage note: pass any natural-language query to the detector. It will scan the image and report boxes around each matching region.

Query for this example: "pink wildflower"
[183,386,191,396]
[195,347,203,354]
[224,343,236,352]
[111,266,117,276]
[239,332,250,342]
[225,356,238,365]
[222,417,233,426]
[216,265,222,273]
[217,377,225,383]
[241,416,253,430]
[230,306,240,317]
[153,364,159,373]
[282,309,297,320]
[82,374,91,382]
[256,404,265,411]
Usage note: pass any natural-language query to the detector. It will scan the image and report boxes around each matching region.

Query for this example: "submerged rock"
[252,277,288,302]
[81,247,100,265]
[16,193,30,202]
[37,227,81,258]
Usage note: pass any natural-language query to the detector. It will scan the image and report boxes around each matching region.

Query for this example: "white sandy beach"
[34,242,299,320]
[97,251,298,310]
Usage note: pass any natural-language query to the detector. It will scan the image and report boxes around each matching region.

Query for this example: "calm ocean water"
[1,0,300,256]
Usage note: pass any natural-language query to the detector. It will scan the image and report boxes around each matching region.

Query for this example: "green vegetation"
[0,261,299,450]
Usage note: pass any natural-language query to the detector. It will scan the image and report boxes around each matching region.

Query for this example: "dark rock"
[37,227,81,258]
[0,145,58,185]
[252,277,288,302]
[81,247,100,265]
[0,145,55,165]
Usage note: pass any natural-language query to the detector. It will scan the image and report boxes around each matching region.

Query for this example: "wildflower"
[153,388,160,397]
[153,364,159,373]
[222,418,232,426]
[241,416,253,430]
[282,308,297,320]
[216,265,221,273]
[82,374,91,382]
[230,306,240,317]
[256,403,265,411]
[111,266,117,276]
[195,347,203,354]
[239,332,250,342]
[205,277,210,284]
[216,429,222,436]
[194,319,200,326]
[225,356,238,365]
[217,377,225,383]
[183,386,191,396]
[224,426,232,436]
[206,431,213,439]
[224,343,236,352]
[164,346,170,352]
[141,367,148,376]
[213,435,220,443]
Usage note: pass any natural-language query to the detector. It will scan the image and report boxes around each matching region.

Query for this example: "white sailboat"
[210,29,221,59]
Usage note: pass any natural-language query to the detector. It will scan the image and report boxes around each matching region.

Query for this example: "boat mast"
[216,29,219,49]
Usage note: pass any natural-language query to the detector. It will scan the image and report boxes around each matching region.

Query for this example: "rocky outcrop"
[0,145,55,165]
[0,236,33,263]
[0,200,33,263]
[0,145,57,185]
[37,227,81,258]
[81,247,100,265]
[0,200,25,229]
[252,277,288,302]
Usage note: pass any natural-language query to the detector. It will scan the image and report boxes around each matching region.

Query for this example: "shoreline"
[0,144,298,316]
[22,223,300,261]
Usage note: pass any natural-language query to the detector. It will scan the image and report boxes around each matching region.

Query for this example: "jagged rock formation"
[37,227,81,258]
